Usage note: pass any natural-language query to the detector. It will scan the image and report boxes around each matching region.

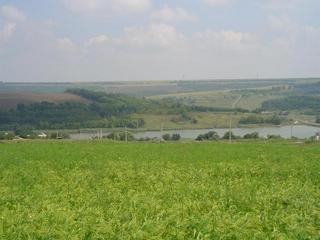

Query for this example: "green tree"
[162,134,171,141]
[171,133,181,141]
[222,131,239,140]
[243,132,259,139]
[196,131,219,141]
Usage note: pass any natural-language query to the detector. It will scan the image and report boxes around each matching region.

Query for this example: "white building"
[38,132,47,138]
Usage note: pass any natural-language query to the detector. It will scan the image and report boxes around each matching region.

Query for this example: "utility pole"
[229,114,232,143]
[291,120,298,139]
[160,123,164,142]
[125,126,128,142]
[229,95,242,143]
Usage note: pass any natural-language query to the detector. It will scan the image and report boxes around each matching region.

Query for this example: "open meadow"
[1,140,319,239]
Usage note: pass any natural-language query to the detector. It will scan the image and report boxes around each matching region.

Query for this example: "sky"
[0,0,319,82]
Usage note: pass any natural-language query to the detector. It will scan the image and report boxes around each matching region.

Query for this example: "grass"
[134,112,248,130]
[1,140,320,239]
[149,89,283,111]
[149,91,240,108]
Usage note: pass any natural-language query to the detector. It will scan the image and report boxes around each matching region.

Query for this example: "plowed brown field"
[0,92,90,108]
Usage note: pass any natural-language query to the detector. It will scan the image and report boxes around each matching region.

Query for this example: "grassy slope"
[1,141,319,239]
[134,112,247,130]
[149,90,284,111]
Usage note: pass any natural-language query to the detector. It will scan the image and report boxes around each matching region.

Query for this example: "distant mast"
[177,74,185,86]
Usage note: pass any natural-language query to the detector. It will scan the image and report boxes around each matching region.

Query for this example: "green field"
[1,141,320,239]
[134,112,247,130]
[149,88,289,111]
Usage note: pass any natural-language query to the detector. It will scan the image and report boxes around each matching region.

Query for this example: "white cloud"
[111,0,151,13]
[118,24,186,49]
[62,0,102,13]
[0,5,26,22]
[88,35,110,46]
[194,30,257,51]
[86,24,186,50]
[0,5,25,47]
[202,0,305,9]
[267,15,296,33]
[43,19,58,28]
[62,0,151,14]
[202,0,230,7]
[151,5,196,23]
[304,25,320,36]
[56,37,77,51]
[0,22,16,42]
[260,0,304,10]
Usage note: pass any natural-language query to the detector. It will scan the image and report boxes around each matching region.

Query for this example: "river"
[70,125,320,140]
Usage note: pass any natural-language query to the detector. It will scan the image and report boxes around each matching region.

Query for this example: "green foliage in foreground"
[0,141,320,239]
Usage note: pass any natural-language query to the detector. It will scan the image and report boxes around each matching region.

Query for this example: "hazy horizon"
[1,77,320,84]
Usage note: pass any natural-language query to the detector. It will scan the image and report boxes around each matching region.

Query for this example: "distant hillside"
[0,89,247,131]
[261,96,320,112]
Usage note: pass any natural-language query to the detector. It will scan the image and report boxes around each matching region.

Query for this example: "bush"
[265,115,282,125]
[171,133,181,141]
[196,134,205,141]
[0,132,14,140]
[138,137,153,141]
[161,133,181,141]
[222,131,240,140]
[106,131,134,141]
[240,115,283,125]
[239,116,264,124]
[162,134,171,141]
[196,131,219,141]
[267,134,283,139]
[243,132,260,139]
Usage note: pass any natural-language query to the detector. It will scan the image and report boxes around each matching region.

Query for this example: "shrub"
[196,131,219,141]
[222,131,239,140]
[162,134,171,141]
[106,131,134,141]
[243,132,260,139]
[267,134,283,139]
[171,133,181,141]
[0,132,14,140]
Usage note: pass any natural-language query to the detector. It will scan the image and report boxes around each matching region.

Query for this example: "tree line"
[239,115,283,125]
[260,96,320,112]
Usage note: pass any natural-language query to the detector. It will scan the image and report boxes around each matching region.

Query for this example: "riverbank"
[66,125,320,140]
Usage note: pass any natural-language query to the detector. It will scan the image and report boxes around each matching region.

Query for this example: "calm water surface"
[70,125,320,140]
